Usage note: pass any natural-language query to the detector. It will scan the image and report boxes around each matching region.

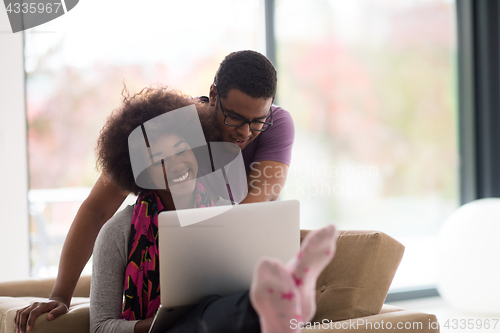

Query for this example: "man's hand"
[14,298,68,333]
[242,160,289,203]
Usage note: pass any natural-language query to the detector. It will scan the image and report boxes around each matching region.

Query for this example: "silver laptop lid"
[157,200,300,307]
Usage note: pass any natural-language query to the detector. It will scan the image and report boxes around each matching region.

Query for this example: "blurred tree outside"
[277,0,457,234]
[275,0,457,288]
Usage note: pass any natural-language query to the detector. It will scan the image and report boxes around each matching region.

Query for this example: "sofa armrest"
[296,308,439,332]
[300,230,405,323]
[0,275,91,298]
[1,298,89,333]
[379,304,406,314]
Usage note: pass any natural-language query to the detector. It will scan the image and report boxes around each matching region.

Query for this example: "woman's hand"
[134,317,154,333]
[14,299,68,333]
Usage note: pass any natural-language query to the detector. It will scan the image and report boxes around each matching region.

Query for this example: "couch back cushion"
[0,275,91,298]
[301,230,404,323]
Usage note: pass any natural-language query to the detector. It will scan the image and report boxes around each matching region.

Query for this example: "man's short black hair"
[214,50,277,100]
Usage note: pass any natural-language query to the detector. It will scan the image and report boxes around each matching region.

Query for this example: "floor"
[388,297,500,332]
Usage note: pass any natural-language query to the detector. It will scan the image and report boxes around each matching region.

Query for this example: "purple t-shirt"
[241,105,295,175]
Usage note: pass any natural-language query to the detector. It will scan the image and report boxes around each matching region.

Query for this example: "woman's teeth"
[171,170,189,183]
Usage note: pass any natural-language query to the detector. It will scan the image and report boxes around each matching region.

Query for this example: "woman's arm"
[90,206,139,333]
[134,318,154,333]
[14,175,127,333]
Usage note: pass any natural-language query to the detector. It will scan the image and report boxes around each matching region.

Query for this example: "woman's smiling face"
[147,133,198,198]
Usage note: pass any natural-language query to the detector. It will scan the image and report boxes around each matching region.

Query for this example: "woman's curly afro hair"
[96,86,219,195]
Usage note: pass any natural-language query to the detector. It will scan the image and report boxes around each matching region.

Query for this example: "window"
[25,0,459,292]
[275,0,458,290]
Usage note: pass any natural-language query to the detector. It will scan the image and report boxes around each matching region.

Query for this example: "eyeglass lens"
[224,117,269,131]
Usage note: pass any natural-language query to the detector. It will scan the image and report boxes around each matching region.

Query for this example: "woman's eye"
[177,149,188,155]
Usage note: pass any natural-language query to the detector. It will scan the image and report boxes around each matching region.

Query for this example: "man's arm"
[241,160,289,204]
[51,175,128,303]
[15,175,127,333]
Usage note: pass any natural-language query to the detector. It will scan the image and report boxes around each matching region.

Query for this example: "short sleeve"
[248,106,295,166]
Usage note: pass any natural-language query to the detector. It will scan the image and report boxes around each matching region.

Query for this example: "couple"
[14,50,338,333]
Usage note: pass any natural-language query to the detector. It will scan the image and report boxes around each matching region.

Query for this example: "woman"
[90,87,337,333]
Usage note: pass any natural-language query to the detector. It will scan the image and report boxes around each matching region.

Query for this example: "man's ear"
[209,84,217,106]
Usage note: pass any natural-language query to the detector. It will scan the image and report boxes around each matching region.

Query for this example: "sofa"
[0,230,440,332]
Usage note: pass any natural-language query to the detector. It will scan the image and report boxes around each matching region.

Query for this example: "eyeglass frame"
[214,84,273,132]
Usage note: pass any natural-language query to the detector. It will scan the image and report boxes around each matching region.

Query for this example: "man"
[15,50,294,333]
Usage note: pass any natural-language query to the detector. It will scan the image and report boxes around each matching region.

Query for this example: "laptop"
[148,200,300,333]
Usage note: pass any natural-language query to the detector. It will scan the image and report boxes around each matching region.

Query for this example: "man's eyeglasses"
[215,85,273,132]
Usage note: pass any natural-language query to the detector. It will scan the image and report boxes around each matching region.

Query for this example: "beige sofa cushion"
[0,276,91,298]
[301,230,405,323]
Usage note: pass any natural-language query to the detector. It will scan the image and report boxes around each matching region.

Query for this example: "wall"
[0,9,30,281]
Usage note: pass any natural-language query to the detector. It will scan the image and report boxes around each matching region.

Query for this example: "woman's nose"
[164,156,184,174]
